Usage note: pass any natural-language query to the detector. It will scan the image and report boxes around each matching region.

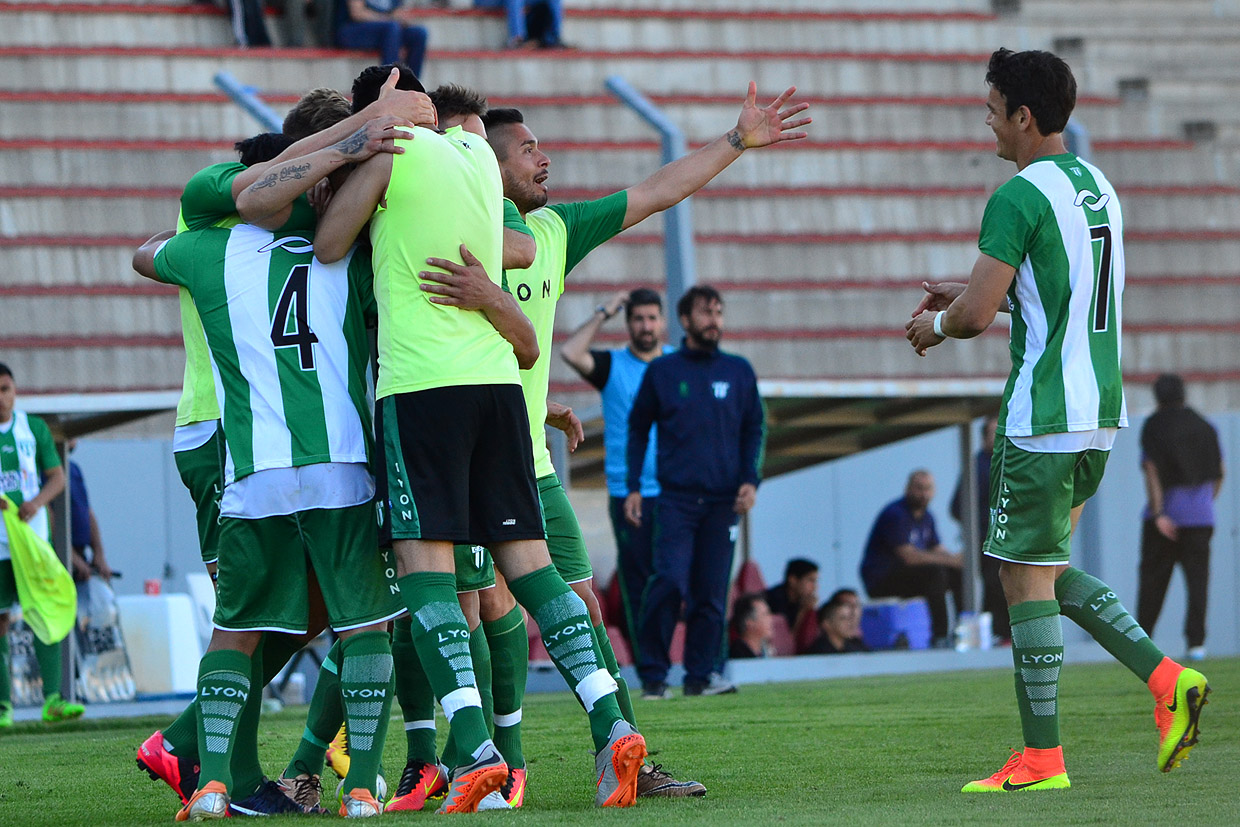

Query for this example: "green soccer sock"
[0,634,10,706]
[594,622,637,728]
[399,572,492,767]
[443,623,496,771]
[392,616,438,766]
[33,636,61,697]
[507,566,624,753]
[195,649,253,792]
[285,640,343,779]
[338,631,395,797]
[483,605,528,770]
[1056,567,1164,682]
[162,703,199,757]
[228,640,266,800]
[1008,600,1063,750]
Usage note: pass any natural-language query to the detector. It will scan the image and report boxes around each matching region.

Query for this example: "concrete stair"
[1,0,1237,409]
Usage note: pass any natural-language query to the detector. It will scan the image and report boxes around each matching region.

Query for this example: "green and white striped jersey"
[979,153,1128,437]
[154,224,376,484]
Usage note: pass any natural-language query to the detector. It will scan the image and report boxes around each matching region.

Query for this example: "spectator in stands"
[335,0,429,76]
[860,469,963,646]
[764,557,818,631]
[66,441,113,584]
[561,288,672,648]
[228,0,273,47]
[728,593,772,659]
[626,285,766,698]
[1137,374,1224,662]
[806,590,869,655]
[951,415,1009,641]
[474,0,564,49]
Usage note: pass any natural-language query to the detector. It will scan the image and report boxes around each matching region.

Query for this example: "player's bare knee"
[478,581,515,623]
[571,579,603,626]
[337,621,389,641]
[207,628,262,656]
[458,589,481,630]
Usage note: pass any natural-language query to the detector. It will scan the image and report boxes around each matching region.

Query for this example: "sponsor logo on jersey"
[712,381,730,399]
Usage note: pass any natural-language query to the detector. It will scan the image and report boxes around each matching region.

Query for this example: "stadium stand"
[2,0,1239,414]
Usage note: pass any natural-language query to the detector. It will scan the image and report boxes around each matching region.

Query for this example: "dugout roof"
[567,378,1006,486]
[23,391,182,439]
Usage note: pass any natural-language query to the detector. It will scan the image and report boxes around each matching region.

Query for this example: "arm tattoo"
[336,127,370,156]
[726,130,746,153]
[249,163,311,191]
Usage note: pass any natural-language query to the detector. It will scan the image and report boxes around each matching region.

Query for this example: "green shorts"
[983,437,1110,565]
[539,473,593,585]
[174,424,225,565]
[0,559,15,609]
[214,501,402,634]
[454,544,496,593]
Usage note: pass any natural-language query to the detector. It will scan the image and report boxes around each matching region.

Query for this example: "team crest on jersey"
[257,236,315,255]
[712,381,730,399]
[1073,190,1110,212]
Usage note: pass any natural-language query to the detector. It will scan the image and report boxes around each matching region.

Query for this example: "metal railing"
[214,71,282,133]
[605,75,696,342]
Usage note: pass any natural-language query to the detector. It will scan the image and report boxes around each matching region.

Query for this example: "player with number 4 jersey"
[905,47,1208,794]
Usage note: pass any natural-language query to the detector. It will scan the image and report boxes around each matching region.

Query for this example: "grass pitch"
[1,657,1234,825]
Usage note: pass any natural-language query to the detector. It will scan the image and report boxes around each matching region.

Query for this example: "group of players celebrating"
[128,43,1212,818]
[131,61,808,819]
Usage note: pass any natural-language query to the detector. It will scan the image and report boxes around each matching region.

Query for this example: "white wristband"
[933,310,947,339]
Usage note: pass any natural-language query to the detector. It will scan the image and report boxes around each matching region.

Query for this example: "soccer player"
[136,205,404,819]
[906,47,1210,791]
[0,363,81,727]
[317,64,645,811]
[479,87,805,794]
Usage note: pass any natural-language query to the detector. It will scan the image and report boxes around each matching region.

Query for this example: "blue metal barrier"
[214,71,283,133]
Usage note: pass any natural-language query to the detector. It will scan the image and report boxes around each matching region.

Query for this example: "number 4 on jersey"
[270,263,319,370]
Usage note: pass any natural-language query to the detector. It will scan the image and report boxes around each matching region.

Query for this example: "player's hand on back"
[420,244,499,311]
[372,67,436,127]
[733,82,811,149]
[333,115,412,161]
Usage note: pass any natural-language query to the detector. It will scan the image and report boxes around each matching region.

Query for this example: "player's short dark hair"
[985,48,1076,136]
[351,63,424,114]
[676,285,723,318]
[0,363,12,380]
[481,108,525,159]
[730,592,768,635]
[624,288,662,321]
[1153,373,1186,408]
[234,132,295,167]
[784,558,819,581]
[429,84,488,123]
[283,88,352,140]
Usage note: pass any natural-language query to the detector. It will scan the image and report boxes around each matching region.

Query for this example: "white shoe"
[1187,646,1206,662]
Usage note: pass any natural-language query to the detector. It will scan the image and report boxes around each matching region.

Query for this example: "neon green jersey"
[370,125,517,397]
[507,192,627,476]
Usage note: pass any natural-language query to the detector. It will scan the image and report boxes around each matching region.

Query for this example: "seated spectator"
[764,557,818,632]
[728,593,772,659]
[228,0,273,47]
[474,0,564,49]
[806,590,869,655]
[860,469,963,646]
[335,0,428,76]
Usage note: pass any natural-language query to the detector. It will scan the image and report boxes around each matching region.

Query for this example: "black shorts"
[376,384,545,545]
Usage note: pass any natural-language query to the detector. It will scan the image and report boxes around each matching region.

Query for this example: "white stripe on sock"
[574,668,617,712]
[441,686,482,721]
[404,718,436,731]
[493,709,522,728]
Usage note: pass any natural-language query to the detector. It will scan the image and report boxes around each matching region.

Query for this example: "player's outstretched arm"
[420,245,540,369]
[236,118,410,229]
[229,68,431,198]
[905,254,1014,356]
[314,153,393,263]
[132,230,176,281]
[621,82,810,230]
[560,290,625,379]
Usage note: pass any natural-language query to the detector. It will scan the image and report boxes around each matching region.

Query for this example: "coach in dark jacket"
[624,285,765,697]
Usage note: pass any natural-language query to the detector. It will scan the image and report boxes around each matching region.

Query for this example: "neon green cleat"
[962,749,1070,793]
[1155,666,1210,772]
[0,702,13,728]
[41,692,84,723]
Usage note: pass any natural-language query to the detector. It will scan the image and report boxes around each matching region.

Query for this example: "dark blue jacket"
[626,342,765,499]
